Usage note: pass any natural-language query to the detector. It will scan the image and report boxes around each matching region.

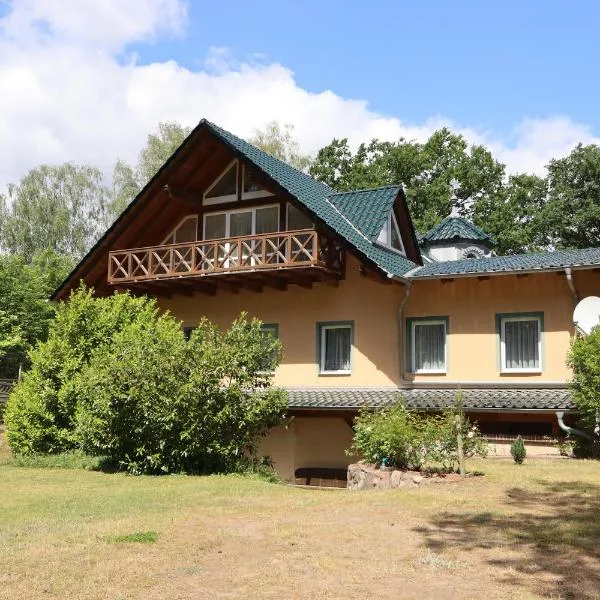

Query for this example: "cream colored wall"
[257,416,357,482]
[404,270,600,383]
[158,253,401,388]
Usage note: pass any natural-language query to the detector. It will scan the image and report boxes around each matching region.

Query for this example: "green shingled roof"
[421,216,494,246]
[204,120,418,277]
[412,246,600,278]
[329,186,399,240]
[286,387,573,411]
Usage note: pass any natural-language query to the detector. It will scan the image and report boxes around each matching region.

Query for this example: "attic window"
[162,215,198,244]
[204,161,273,205]
[377,210,405,254]
[242,166,273,200]
[204,161,238,205]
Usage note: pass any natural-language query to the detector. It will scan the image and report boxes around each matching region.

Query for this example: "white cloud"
[0,0,598,192]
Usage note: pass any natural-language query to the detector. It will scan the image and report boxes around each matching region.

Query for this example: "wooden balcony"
[107,229,344,295]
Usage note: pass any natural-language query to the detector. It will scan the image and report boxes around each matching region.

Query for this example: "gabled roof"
[421,215,494,246]
[203,121,419,277]
[411,246,600,278]
[52,120,422,300]
[329,186,399,240]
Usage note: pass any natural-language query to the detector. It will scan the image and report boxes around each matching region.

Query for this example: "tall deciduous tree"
[108,121,192,222]
[541,144,600,249]
[249,121,312,171]
[0,250,71,378]
[0,163,109,260]
[309,129,506,235]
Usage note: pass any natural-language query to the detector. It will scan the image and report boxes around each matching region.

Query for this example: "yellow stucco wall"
[257,417,357,482]
[404,270,600,383]
[158,253,600,387]
[158,253,402,388]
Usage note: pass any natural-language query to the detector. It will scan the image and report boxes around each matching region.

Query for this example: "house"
[53,119,600,482]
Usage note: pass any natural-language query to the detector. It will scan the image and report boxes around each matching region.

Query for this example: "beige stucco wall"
[158,252,402,388]
[158,255,600,388]
[404,270,600,383]
[257,416,357,482]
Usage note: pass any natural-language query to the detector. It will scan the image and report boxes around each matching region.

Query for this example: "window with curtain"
[410,319,447,373]
[500,315,542,372]
[259,324,279,372]
[319,323,353,374]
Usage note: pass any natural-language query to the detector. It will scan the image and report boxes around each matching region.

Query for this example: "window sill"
[412,370,447,375]
[500,369,542,375]
[319,371,351,376]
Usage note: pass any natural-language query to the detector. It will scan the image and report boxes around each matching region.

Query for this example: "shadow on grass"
[414,480,600,599]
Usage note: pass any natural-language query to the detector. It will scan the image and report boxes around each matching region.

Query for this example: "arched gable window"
[203,160,273,205]
[162,215,198,245]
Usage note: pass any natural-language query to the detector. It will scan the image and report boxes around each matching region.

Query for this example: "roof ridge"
[329,184,402,196]
[200,118,334,194]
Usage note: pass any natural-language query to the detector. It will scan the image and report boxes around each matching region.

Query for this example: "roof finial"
[449,179,460,217]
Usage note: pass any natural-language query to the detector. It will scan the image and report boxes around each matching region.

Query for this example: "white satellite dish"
[573,296,600,335]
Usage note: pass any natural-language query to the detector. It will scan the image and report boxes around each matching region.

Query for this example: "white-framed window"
[259,323,280,373]
[409,318,447,374]
[204,160,238,205]
[162,215,198,245]
[286,202,313,231]
[203,204,280,240]
[242,165,273,200]
[499,314,542,373]
[203,160,273,205]
[377,210,405,254]
[318,322,353,375]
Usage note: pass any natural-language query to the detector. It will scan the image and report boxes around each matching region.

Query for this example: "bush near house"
[568,328,600,454]
[349,399,487,472]
[4,287,287,474]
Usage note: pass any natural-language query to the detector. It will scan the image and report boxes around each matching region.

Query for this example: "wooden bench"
[294,467,348,486]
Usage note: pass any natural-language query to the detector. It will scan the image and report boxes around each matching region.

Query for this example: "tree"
[472,173,547,255]
[76,314,286,474]
[249,121,312,171]
[541,144,600,249]
[4,288,158,453]
[568,327,600,437]
[0,163,109,260]
[5,288,287,474]
[0,251,70,379]
[108,121,192,223]
[309,129,506,235]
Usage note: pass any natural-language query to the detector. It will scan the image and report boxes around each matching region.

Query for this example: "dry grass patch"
[1,431,599,599]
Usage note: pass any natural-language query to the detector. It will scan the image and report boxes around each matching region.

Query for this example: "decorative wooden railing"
[108,229,344,283]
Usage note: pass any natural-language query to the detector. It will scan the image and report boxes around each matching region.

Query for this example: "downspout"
[565,267,579,306]
[397,278,413,387]
[559,269,592,438]
[555,411,590,440]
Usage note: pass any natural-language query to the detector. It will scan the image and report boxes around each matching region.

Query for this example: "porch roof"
[286,387,574,411]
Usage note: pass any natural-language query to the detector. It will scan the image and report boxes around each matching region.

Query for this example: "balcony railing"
[108,229,344,284]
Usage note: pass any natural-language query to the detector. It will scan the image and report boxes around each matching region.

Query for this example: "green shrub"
[349,398,487,471]
[568,328,600,437]
[75,314,286,474]
[5,286,287,475]
[510,436,526,464]
[4,286,158,454]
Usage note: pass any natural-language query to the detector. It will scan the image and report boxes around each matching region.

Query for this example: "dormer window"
[377,210,405,254]
[204,160,273,205]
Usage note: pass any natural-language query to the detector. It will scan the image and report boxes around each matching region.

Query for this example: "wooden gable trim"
[52,123,212,301]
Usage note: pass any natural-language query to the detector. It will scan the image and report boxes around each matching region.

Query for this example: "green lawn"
[1,434,600,600]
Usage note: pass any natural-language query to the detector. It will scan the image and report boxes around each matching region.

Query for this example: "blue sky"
[0,0,599,188]
[133,0,600,135]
